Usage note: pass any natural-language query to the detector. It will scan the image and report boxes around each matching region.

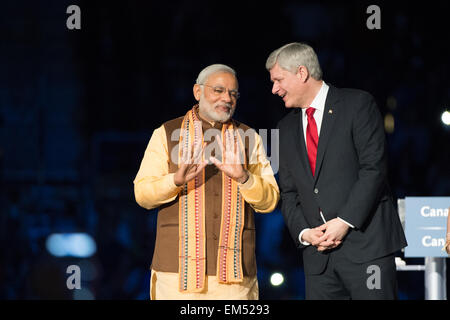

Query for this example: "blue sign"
[404,197,449,257]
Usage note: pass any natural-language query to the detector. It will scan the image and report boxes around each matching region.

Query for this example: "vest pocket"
[159,223,179,228]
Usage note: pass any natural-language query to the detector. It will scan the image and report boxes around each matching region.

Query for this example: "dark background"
[1,0,449,299]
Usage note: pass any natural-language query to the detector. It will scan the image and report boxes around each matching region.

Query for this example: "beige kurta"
[150,270,259,300]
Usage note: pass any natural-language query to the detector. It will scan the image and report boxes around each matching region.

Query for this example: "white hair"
[196,64,237,85]
[265,42,322,80]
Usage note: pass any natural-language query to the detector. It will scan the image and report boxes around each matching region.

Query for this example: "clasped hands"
[174,135,248,187]
[302,218,350,252]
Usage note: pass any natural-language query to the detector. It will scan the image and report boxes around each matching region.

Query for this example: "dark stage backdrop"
[0,0,449,300]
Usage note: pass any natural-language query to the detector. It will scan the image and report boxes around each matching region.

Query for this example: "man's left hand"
[210,156,248,183]
[209,134,248,184]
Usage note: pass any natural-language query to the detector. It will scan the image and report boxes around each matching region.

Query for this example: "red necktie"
[306,107,318,176]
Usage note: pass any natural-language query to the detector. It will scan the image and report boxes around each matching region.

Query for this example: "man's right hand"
[302,226,342,252]
[173,142,208,187]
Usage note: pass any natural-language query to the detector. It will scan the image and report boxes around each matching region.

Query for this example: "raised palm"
[209,134,248,183]
[174,142,208,186]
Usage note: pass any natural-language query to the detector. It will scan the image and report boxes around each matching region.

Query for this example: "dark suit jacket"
[277,84,407,275]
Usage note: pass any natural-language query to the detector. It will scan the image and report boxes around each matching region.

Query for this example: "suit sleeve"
[278,125,311,249]
[337,93,388,229]
[239,130,280,213]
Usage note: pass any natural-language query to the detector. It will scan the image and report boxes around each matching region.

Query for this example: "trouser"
[305,251,398,300]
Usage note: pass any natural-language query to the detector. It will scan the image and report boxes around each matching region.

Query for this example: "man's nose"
[272,83,279,95]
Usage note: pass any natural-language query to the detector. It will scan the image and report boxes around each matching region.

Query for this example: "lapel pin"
[328,109,333,114]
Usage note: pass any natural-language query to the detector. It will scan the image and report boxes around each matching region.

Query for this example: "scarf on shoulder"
[178,106,247,293]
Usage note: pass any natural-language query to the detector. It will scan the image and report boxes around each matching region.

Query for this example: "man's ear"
[193,84,202,101]
[296,66,310,83]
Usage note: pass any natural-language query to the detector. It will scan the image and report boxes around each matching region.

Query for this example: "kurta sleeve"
[133,125,182,210]
[238,130,280,213]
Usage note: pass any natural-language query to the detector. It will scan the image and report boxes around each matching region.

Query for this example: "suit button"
[314,188,319,194]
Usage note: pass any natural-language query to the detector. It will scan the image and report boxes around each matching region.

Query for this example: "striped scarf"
[178,107,246,293]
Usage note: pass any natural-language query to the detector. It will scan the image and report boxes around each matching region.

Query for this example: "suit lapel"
[314,85,340,182]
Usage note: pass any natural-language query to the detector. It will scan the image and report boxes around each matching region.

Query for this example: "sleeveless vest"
[151,115,257,276]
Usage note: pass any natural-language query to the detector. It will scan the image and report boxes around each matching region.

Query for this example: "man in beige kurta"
[133,64,279,300]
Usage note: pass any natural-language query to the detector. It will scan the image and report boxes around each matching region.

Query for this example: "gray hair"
[265,42,322,80]
[196,64,237,85]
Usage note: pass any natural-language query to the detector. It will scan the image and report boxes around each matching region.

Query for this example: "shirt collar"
[304,81,329,114]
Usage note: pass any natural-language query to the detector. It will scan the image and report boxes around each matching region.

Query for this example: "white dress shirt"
[298,81,354,246]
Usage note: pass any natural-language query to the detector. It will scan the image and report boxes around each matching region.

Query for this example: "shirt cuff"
[238,171,254,190]
[167,173,185,195]
[338,217,355,228]
[299,228,311,246]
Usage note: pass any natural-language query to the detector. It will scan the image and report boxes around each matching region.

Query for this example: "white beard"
[198,93,234,123]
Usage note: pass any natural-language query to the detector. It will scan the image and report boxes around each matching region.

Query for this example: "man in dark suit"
[266,42,407,299]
